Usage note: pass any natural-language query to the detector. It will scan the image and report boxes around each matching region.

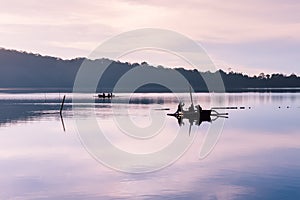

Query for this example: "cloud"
[0,0,299,74]
[120,0,300,42]
[2,0,300,43]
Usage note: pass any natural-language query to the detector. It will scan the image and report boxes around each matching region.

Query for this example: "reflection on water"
[0,92,300,199]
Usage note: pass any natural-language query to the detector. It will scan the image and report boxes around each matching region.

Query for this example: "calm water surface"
[0,92,299,199]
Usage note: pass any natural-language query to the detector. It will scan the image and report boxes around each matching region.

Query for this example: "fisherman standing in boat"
[177,102,184,113]
[196,105,202,113]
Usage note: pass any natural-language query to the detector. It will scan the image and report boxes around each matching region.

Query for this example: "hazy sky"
[1,0,299,75]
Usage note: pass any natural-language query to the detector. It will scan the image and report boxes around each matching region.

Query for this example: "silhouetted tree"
[0,48,299,92]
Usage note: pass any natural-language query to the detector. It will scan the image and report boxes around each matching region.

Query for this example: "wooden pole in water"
[60,95,66,115]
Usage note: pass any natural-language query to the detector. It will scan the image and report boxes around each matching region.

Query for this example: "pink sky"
[1,0,300,75]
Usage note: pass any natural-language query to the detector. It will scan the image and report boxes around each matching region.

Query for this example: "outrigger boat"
[167,102,212,126]
[167,87,228,133]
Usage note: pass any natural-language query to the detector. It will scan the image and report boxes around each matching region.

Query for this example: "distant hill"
[0,48,300,92]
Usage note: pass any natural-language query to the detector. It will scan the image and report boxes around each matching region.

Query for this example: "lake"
[0,92,300,199]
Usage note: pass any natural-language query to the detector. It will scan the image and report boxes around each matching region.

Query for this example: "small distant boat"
[97,93,115,98]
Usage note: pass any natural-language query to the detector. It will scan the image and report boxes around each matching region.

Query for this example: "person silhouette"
[177,103,183,113]
[196,105,202,113]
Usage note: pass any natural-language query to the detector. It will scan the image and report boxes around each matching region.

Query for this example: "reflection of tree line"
[129,97,166,104]
[0,99,70,126]
[96,97,178,104]
[226,93,300,104]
